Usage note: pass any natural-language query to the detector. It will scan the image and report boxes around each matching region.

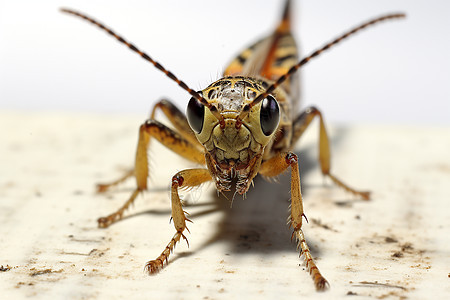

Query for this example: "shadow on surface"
[187,126,350,257]
[103,126,352,259]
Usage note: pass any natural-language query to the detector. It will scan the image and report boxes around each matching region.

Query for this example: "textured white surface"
[0,111,448,299]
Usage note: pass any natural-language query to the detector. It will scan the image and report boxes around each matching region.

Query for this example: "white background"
[1,0,449,125]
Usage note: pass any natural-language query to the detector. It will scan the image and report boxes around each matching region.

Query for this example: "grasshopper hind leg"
[292,106,370,200]
[96,98,200,194]
[96,168,134,193]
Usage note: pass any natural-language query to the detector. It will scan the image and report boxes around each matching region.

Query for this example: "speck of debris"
[401,243,413,251]
[0,265,12,272]
[16,282,34,288]
[392,251,404,258]
[30,268,52,276]
[335,201,352,207]
[347,291,357,296]
[354,215,361,220]
[89,248,106,257]
[29,268,63,277]
[311,218,338,232]
[385,237,398,243]
[357,281,406,290]
[239,230,260,242]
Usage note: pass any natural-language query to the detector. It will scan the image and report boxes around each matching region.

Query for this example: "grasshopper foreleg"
[260,152,329,291]
[145,168,211,273]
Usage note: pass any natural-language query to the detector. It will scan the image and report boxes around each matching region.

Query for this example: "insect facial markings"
[246,88,257,100]
[207,89,217,100]
[260,95,280,136]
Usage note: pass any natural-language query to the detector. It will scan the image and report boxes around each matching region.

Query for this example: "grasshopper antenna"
[60,8,224,122]
[238,13,406,122]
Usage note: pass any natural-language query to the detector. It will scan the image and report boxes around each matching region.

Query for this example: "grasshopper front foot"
[145,259,164,274]
[144,231,189,274]
[295,228,330,291]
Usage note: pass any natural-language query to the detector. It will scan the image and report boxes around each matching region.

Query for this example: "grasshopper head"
[186,77,280,192]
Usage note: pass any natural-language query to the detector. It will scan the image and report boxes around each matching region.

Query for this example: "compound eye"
[187,96,205,134]
[260,95,280,136]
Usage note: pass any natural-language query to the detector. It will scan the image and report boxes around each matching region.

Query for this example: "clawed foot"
[97,214,121,228]
[144,259,164,274]
[314,277,330,291]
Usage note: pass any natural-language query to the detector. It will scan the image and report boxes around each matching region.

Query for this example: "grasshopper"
[62,0,404,291]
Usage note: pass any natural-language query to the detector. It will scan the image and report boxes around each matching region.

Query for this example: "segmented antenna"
[60,8,224,122]
[238,13,406,121]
